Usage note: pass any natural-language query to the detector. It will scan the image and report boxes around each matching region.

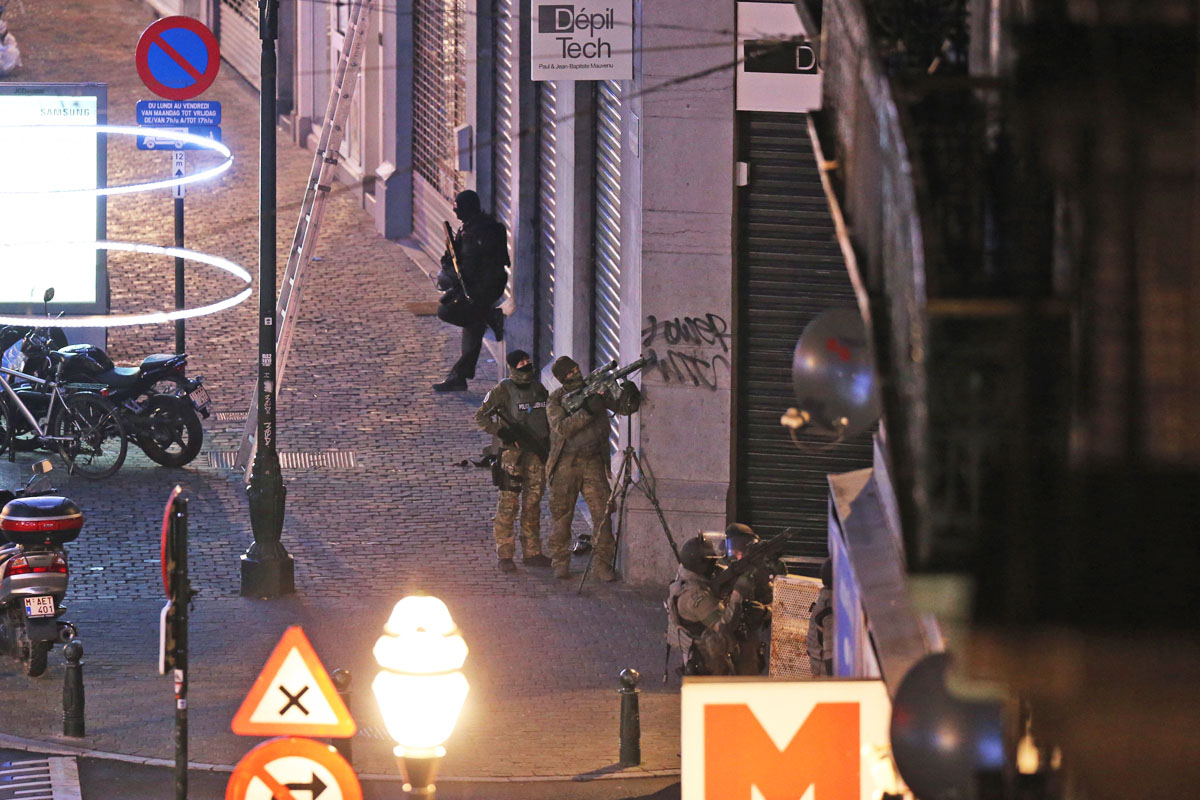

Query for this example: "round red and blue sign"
[135,16,221,101]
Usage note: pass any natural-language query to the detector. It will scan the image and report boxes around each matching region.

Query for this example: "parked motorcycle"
[0,461,80,677]
[8,290,211,468]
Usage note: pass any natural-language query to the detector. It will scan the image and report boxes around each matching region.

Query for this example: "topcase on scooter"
[0,497,83,545]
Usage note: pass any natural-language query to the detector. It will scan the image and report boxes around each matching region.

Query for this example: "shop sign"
[531,0,633,81]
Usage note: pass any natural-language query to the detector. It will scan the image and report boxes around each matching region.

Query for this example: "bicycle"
[0,364,129,479]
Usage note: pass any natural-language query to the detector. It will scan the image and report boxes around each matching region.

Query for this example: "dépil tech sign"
[531,0,632,80]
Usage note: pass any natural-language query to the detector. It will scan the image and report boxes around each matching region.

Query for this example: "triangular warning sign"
[231,626,356,737]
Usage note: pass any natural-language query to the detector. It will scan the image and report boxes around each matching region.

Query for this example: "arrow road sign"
[135,16,221,101]
[173,151,186,199]
[231,627,356,738]
[226,737,361,800]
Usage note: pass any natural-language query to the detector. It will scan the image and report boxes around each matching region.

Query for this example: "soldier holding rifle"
[475,350,553,574]
[433,190,509,392]
[546,355,643,581]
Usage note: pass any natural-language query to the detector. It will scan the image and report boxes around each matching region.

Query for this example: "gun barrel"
[610,356,649,381]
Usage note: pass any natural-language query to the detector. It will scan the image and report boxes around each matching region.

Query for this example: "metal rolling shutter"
[592,80,622,371]
[736,112,875,566]
[534,81,558,370]
[219,0,261,90]
[492,0,515,232]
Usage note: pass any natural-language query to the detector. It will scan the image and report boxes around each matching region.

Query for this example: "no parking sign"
[135,16,220,100]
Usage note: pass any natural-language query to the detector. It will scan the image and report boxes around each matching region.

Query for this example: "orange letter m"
[704,702,859,800]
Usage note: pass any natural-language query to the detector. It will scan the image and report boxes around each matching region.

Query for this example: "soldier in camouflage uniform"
[546,355,632,581]
[721,523,786,675]
[475,350,553,573]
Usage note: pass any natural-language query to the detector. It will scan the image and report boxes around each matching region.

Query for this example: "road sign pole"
[173,150,185,355]
[171,495,190,800]
[243,0,293,597]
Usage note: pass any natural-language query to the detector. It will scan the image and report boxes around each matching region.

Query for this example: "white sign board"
[736,1,822,112]
[681,678,894,800]
[0,90,104,307]
[531,0,633,81]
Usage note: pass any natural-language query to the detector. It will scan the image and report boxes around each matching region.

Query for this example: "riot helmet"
[679,535,719,576]
[724,523,759,560]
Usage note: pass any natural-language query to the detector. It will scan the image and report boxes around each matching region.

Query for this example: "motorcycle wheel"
[0,396,12,457]
[50,393,129,480]
[23,640,49,677]
[140,396,203,468]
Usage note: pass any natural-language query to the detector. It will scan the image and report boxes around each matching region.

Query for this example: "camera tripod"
[578,413,680,592]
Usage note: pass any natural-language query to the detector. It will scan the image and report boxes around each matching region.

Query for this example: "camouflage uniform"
[666,564,744,675]
[546,386,619,572]
[475,371,549,559]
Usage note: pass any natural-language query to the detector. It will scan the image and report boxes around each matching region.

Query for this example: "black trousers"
[437,297,493,380]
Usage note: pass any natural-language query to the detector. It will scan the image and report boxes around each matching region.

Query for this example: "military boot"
[592,559,618,582]
[498,558,517,574]
[553,561,571,579]
[522,554,552,567]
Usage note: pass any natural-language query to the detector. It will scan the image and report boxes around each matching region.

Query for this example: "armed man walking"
[475,350,553,573]
[545,355,640,581]
[434,190,509,392]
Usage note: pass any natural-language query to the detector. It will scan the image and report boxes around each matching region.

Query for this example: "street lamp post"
[373,596,470,799]
[243,0,294,597]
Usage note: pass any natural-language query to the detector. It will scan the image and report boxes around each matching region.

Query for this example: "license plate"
[188,386,211,409]
[24,596,55,618]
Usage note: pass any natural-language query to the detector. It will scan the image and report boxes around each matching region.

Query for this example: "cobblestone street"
[0,0,680,782]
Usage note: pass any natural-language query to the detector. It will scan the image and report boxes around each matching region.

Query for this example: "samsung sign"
[531,1,632,81]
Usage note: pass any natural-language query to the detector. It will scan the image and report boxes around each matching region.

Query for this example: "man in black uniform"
[434,190,510,392]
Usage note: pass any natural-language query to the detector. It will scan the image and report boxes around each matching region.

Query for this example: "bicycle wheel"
[50,393,128,479]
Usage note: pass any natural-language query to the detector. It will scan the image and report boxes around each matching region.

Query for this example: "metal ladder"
[234,0,376,474]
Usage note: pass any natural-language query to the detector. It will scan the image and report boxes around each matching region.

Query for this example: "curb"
[0,733,681,784]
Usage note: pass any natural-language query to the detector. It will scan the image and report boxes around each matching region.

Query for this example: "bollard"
[618,667,641,766]
[331,668,353,764]
[62,640,85,738]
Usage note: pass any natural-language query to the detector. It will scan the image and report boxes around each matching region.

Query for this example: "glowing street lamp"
[372,595,469,799]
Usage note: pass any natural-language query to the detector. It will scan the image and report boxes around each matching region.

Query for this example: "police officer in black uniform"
[434,190,510,392]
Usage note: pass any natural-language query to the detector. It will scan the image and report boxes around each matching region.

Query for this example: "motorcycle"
[7,290,211,468]
[0,460,80,677]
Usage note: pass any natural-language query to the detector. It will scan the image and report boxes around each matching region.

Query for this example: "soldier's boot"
[553,560,571,579]
[523,554,552,567]
[498,558,517,574]
[591,559,618,582]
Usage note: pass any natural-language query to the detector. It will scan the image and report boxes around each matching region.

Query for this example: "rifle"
[493,406,550,461]
[711,528,797,597]
[562,356,649,415]
[442,220,473,304]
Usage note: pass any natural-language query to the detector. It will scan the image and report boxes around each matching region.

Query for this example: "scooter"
[0,460,80,676]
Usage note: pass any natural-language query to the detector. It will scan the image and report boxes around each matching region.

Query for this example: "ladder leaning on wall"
[233,0,376,476]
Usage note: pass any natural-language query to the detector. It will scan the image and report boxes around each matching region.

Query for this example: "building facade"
[203,0,870,583]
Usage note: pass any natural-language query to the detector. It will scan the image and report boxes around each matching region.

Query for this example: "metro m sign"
[681,679,891,800]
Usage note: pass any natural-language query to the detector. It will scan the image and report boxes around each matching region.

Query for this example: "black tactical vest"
[503,380,549,441]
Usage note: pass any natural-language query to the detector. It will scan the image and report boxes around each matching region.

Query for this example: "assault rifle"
[711,528,796,597]
[442,220,473,304]
[562,356,649,415]
[493,406,550,461]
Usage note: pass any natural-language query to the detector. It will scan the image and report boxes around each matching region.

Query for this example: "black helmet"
[724,523,759,560]
[679,536,718,575]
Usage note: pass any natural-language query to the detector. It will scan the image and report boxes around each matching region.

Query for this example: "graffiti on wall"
[641,312,731,391]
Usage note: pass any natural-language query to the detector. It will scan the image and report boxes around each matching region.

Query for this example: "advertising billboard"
[0,83,107,315]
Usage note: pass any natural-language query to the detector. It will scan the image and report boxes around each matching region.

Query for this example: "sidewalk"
[0,0,680,783]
